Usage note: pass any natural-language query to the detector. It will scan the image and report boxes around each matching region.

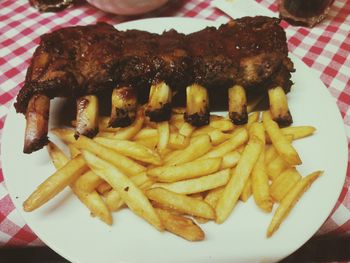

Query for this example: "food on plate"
[147,157,222,183]
[150,169,231,195]
[155,208,205,241]
[22,108,322,241]
[46,142,112,224]
[267,171,323,237]
[270,168,302,202]
[14,16,295,153]
[75,95,99,138]
[263,111,301,165]
[215,136,263,223]
[82,150,164,231]
[146,188,215,220]
[23,154,88,212]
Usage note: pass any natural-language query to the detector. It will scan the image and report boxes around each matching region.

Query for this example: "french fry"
[74,170,104,193]
[266,126,316,143]
[267,171,323,237]
[209,118,235,131]
[135,136,158,149]
[151,169,230,195]
[104,189,125,212]
[83,150,164,231]
[265,145,278,164]
[157,121,170,155]
[23,155,88,212]
[200,128,248,159]
[216,137,263,223]
[187,193,209,222]
[72,135,146,176]
[204,186,225,209]
[51,128,76,144]
[168,133,190,150]
[281,126,316,140]
[105,172,154,212]
[155,208,205,241]
[96,181,112,194]
[68,144,80,158]
[148,158,222,183]
[208,129,232,145]
[270,168,302,202]
[146,188,215,219]
[249,122,265,142]
[169,114,185,129]
[220,151,241,169]
[262,112,301,165]
[130,172,154,188]
[98,108,144,139]
[236,145,245,154]
[178,122,195,137]
[132,128,158,140]
[248,122,272,211]
[192,126,216,136]
[46,142,112,224]
[164,135,212,166]
[71,183,113,225]
[189,193,205,200]
[252,151,273,212]
[240,178,252,202]
[266,155,290,181]
[46,142,69,169]
[246,112,260,129]
[94,137,162,165]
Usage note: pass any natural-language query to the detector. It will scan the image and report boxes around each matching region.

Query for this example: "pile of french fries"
[23,107,322,241]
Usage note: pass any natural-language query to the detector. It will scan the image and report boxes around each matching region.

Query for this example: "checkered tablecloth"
[0,0,349,247]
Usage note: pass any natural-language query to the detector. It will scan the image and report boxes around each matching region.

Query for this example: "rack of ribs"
[14,16,295,154]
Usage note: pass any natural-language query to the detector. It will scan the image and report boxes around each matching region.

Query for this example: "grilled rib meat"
[14,16,295,153]
[15,16,294,114]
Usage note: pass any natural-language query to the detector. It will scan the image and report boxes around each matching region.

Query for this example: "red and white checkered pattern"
[0,0,349,246]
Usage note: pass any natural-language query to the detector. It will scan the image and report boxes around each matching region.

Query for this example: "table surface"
[0,0,349,256]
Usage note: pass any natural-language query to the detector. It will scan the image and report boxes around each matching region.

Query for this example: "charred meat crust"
[109,108,135,127]
[23,136,49,154]
[145,103,172,122]
[184,111,210,127]
[14,16,294,114]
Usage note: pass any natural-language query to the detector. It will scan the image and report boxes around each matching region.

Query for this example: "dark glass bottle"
[278,0,334,27]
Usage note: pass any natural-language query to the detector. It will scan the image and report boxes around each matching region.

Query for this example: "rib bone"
[145,82,172,122]
[23,94,50,153]
[268,86,292,126]
[184,84,209,127]
[228,85,248,125]
[109,87,137,127]
[75,95,99,138]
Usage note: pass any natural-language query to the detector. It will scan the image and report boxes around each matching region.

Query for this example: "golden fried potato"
[216,137,263,223]
[151,169,230,195]
[267,171,323,237]
[146,188,215,219]
[147,158,222,183]
[83,150,164,231]
[270,168,302,202]
[155,208,205,241]
[23,155,88,212]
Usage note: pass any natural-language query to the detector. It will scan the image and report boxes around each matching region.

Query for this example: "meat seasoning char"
[14,16,295,153]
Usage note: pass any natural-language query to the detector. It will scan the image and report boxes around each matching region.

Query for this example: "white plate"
[2,17,348,263]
